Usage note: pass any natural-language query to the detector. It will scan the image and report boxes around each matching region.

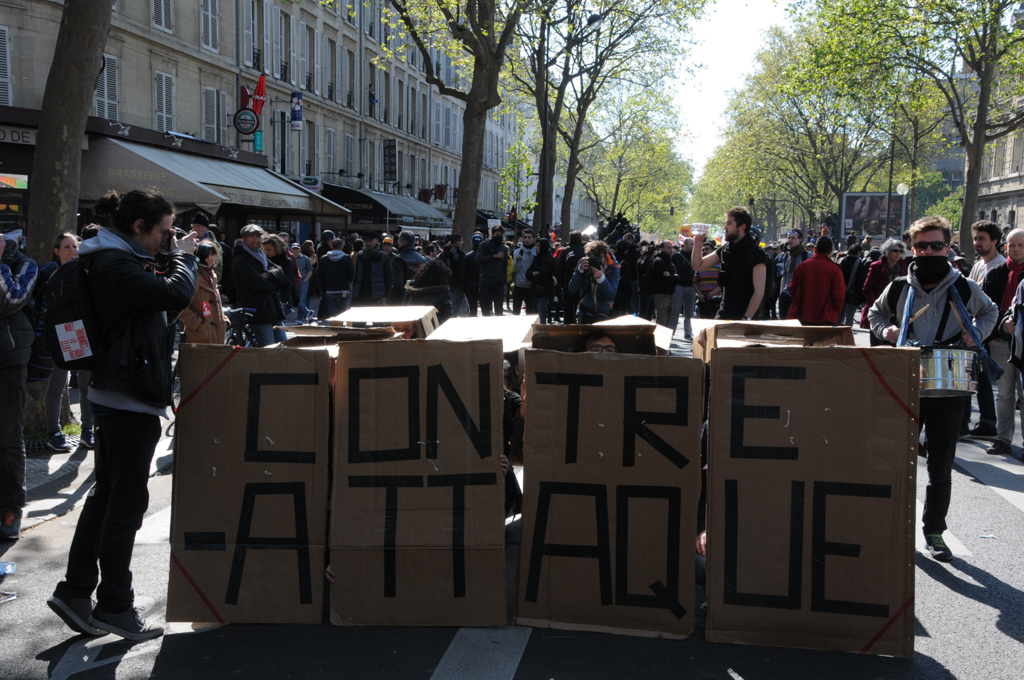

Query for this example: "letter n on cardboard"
[330,340,506,626]
[515,350,703,638]
[167,346,331,624]
[705,347,919,657]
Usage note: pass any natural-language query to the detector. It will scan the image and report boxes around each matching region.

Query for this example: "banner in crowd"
[167,346,332,624]
[515,350,703,638]
[330,340,507,626]
[705,347,919,657]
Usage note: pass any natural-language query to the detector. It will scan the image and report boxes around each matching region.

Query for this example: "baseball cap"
[382,235,394,244]
[290,243,300,250]
[472,233,483,244]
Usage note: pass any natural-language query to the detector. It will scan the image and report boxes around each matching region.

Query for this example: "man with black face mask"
[869,215,998,563]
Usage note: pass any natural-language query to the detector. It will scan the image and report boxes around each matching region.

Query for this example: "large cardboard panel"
[693,322,855,364]
[531,324,659,356]
[428,315,538,353]
[515,350,704,638]
[705,347,919,657]
[594,316,673,355]
[167,345,331,624]
[329,305,440,338]
[330,339,506,626]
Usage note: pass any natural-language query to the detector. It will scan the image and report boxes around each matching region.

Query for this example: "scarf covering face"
[1002,258,1024,312]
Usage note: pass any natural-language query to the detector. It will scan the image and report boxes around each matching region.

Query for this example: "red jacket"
[787,253,846,325]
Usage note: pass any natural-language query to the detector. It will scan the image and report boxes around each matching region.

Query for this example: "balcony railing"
[305,73,313,91]
[327,82,334,101]
[253,49,262,71]
[280,62,289,82]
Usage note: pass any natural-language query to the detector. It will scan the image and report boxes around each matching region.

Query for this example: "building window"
[344,133,354,176]
[203,87,218,141]
[202,0,219,52]
[272,7,282,79]
[0,26,9,107]
[243,0,254,67]
[279,110,290,175]
[434,101,441,145]
[443,105,451,148]
[95,54,118,121]
[154,0,173,32]
[154,71,174,132]
[299,22,309,90]
[326,127,336,176]
[273,110,282,172]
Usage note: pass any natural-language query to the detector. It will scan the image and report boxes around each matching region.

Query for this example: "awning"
[321,184,449,229]
[80,138,349,216]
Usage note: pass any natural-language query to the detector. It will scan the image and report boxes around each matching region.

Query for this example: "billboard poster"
[290,92,304,131]
[840,193,906,239]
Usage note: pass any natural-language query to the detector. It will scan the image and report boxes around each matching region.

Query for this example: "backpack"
[748,246,777,303]
[44,258,103,370]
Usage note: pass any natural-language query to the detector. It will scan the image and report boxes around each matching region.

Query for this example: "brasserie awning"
[321,184,448,229]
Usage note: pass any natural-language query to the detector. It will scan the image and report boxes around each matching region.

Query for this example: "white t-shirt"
[969,253,1005,284]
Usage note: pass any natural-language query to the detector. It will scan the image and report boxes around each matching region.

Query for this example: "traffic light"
[670,206,675,216]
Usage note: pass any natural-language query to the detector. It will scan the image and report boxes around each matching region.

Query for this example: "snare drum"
[919,346,978,397]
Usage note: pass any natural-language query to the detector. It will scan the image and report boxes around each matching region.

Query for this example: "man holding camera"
[568,240,620,323]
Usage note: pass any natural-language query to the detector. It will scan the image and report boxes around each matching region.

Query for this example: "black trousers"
[56,407,161,612]
[479,281,504,316]
[465,287,479,317]
[512,285,535,315]
[919,396,963,536]
[0,364,27,512]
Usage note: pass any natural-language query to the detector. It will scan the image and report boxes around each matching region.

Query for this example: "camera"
[174,227,188,239]
[587,255,603,271]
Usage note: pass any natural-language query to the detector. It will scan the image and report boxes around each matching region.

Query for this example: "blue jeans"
[534,296,550,324]
[325,292,351,317]
[252,324,287,347]
[670,285,696,336]
[297,281,310,319]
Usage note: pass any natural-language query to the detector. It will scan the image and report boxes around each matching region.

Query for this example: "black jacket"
[650,251,679,295]
[672,251,695,287]
[269,252,298,305]
[78,228,196,409]
[983,262,1014,342]
[462,248,481,290]
[526,253,556,297]
[0,245,38,369]
[317,250,355,293]
[404,282,454,323]
[231,241,287,325]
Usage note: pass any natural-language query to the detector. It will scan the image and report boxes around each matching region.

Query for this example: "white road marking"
[135,506,171,545]
[956,443,1024,515]
[915,501,972,556]
[428,627,532,680]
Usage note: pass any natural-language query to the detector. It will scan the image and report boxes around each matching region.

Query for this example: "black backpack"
[748,246,777,303]
[44,258,103,370]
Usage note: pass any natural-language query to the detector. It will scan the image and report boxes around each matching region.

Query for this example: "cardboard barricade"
[594,316,674,355]
[330,339,507,626]
[515,349,704,638]
[693,322,855,364]
[530,323,662,356]
[428,314,539,353]
[329,305,440,339]
[167,345,332,624]
[705,346,919,657]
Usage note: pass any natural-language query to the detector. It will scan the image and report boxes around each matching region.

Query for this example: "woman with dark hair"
[526,238,556,324]
[403,258,454,322]
[38,232,95,452]
[263,234,298,319]
[48,189,197,642]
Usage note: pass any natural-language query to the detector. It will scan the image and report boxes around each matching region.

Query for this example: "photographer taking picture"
[48,189,197,641]
[568,240,620,323]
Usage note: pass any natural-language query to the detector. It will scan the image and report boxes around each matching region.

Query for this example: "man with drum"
[869,216,998,562]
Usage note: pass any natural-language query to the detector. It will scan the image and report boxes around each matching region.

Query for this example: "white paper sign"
[56,320,93,362]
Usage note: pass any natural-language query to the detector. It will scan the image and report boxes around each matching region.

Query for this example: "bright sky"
[672,0,793,179]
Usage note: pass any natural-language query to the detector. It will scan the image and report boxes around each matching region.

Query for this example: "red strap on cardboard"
[860,595,913,654]
[170,551,225,625]
[175,346,242,413]
[858,348,919,424]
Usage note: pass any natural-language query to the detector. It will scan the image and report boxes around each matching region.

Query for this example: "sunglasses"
[913,241,948,252]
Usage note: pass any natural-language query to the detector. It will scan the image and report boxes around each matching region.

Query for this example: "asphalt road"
[2,325,1024,679]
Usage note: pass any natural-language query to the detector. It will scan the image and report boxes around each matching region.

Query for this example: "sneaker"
[47,595,105,636]
[80,429,95,450]
[45,431,72,452]
[986,440,1013,456]
[967,425,998,440]
[0,509,20,541]
[91,605,164,641]
[924,534,953,562]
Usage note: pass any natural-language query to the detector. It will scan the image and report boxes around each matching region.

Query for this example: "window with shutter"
[314,30,321,96]
[202,0,213,50]
[95,54,118,120]
[154,0,173,32]
[281,110,290,175]
[242,0,253,66]
[443,105,451,148]
[0,27,10,106]
[310,122,318,175]
[299,22,308,90]
[155,71,174,132]
[272,7,281,79]
[219,90,230,145]
[344,134,353,176]
[322,36,330,98]
[326,128,336,176]
[434,101,441,145]
[262,0,271,74]
[335,42,343,104]
[203,87,217,141]
[289,15,297,85]
[299,124,307,175]
[273,109,282,172]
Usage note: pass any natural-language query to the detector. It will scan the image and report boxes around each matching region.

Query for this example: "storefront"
[321,184,450,238]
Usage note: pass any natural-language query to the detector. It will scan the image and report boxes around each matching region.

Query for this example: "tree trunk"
[452,64,492,245]
[960,63,993,258]
[23,381,75,436]
[26,0,112,262]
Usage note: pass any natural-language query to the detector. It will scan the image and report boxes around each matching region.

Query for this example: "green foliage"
[498,138,536,214]
[923,185,964,233]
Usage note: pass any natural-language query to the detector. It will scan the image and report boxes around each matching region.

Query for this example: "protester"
[315,230,335,319]
[525,238,555,324]
[556,231,585,323]
[694,240,722,319]
[381,235,405,304]
[568,239,620,323]
[263,234,297,319]
[477,225,508,316]
[462,233,483,316]
[690,207,769,320]
[980,227,1024,455]
[650,240,679,327]
[191,212,214,241]
[396,231,428,287]
[860,238,908,345]
[403,258,454,323]
[670,238,697,338]
[48,189,197,639]
[0,229,39,541]
[572,331,620,354]
[317,238,356,317]
[232,224,287,346]
[36,233,92,452]
[776,229,810,319]
[963,221,1006,440]
[352,232,394,306]
[762,241,782,320]
[512,228,537,315]
[869,215,998,562]
[439,234,468,316]
[291,243,313,323]
[612,240,635,317]
[839,244,866,326]
[786,236,845,326]
[179,241,229,344]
